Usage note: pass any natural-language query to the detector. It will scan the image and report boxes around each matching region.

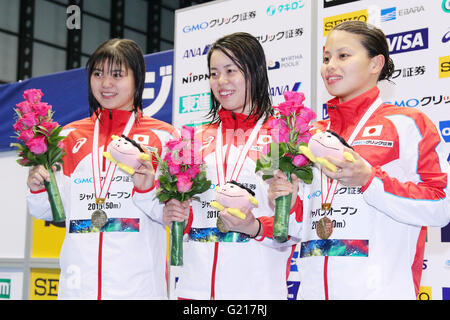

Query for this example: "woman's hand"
[267,170,299,210]
[218,208,261,237]
[322,147,372,186]
[132,146,155,191]
[27,165,50,191]
[162,199,190,227]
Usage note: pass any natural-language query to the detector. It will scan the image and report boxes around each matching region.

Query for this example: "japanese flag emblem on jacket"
[132,134,149,145]
[362,125,383,137]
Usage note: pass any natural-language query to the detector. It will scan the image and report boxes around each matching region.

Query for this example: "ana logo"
[182,21,209,33]
[270,82,301,96]
[439,55,450,78]
[386,28,428,55]
[442,218,450,242]
[182,45,211,59]
[0,279,11,299]
[381,7,396,22]
[322,103,329,120]
[323,9,368,36]
[182,72,210,84]
[439,120,450,142]
[143,65,172,117]
[443,30,450,43]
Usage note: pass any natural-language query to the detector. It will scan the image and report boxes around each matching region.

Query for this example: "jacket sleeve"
[26,168,69,221]
[361,112,450,227]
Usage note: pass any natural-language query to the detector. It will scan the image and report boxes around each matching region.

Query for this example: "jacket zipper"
[324,256,329,300]
[210,242,219,299]
[97,232,103,300]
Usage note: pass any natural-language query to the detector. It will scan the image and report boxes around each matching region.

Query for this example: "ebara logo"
[381,7,396,22]
[439,120,450,142]
[386,28,428,55]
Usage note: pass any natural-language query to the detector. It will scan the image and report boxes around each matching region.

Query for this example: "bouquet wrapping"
[11,89,66,222]
[153,126,211,266]
[255,91,316,242]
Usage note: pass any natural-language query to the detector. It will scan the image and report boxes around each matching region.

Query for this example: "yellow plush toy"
[210,181,258,232]
[298,130,355,172]
[103,135,150,175]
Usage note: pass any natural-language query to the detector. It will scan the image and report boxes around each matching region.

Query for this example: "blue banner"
[0,50,173,152]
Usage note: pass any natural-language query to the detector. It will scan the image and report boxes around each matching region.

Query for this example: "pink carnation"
[20,112,39,128]
[293,154,308,167]
[18,128,35,142]
[40,121,58,135]
[23,89,43,103]
[181,125,195,140]
[176,173,193,193]
[33,102,51,117]
[284,91,305,104]
[13,120,25,132]
[16,101,34,114]
[26,136,48,155]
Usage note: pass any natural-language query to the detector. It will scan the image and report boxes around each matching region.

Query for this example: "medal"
[316,216,333,239]
[91,209,108,229]
[91,113,135,228]
[321,203,332,211]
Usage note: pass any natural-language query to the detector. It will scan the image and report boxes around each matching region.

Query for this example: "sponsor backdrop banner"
[172,0,312,129]
[172,0,449,300]
[315,0,450,300]
[172,0,312,299]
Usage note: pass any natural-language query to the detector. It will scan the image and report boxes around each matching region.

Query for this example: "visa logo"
[386,28,428,54]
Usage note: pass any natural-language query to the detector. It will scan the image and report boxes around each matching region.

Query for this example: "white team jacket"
[27,109,177,299]
[281,87,450,299]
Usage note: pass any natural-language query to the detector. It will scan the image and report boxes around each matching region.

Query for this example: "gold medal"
[96,198,105,205]
[321,203,332,211]
[316,216,333,240]
[91,209,108,229]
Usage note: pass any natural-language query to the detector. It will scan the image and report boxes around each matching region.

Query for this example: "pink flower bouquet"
[10,89,66,222]
[255,91,316,242]
[153,126,211,266]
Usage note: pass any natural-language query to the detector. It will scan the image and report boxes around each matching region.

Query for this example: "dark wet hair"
[332,21,395,82]
[86,38,146,117]
[326,130,353,150]
[228,180,255,196]
[206,32,273,124]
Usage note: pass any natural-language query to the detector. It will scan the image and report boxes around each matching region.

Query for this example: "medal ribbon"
[92,112,136,202]
[321,97,383,209]
[215,117,264,186]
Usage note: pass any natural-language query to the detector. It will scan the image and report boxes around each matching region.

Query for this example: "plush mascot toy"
[210,181,258,233]
[298,130,355,172]
[103,135,150,175]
